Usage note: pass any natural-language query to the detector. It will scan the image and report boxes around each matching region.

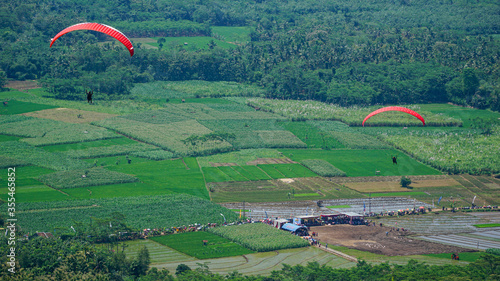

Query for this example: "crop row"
[300,159,346,177]
[384,134,500,175]
[0,141,92,171]
[93,118,232,156]
[246,98,462,126]
[16,194,240,233]
[0,116,118,145]
[130,149,174,160]
[37,167,139,189]
[208,223,309,252]
[60,143,159,159]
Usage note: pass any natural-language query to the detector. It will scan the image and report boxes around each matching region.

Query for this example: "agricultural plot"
[57,143,160,159]
[119,239,196,265]
[106,157,209,199]
[22,107,118,123]
[37,167,139,189]
[246,98,461,126]
[281,121,346,149]
[0,141,92,171]
[197,149,288,167]
[208,223,309,252]
[384,133,500,175]
[418,229,500,250]
[0,134,20,142]
[344,177,462,193]
[0,155,29,168]
[377,213,483,235]
[418,103,500,128]
[0,117,119,146]
[203,163,315,183]
[279,149,442,177]
[0,184,70,203]
[0,100,57,115]
[131,80,265,100]
[151,231,255,259]
[134,246,354,276]
[61,182,165,200]
[301,159,346,177]
[94,117,232,156]
[210,177,362,203]
[16,194,239,234]
[0,166,69,202]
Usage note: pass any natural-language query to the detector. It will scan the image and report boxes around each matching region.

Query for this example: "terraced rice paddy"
[153,246,354,275]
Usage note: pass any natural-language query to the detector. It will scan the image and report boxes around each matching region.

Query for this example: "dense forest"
[1,0,499,109]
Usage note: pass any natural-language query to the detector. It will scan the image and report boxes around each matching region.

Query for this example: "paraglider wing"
[362,106,425,126]
[50,23,134,56]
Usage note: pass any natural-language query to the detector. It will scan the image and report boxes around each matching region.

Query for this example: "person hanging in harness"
[392,155,398,165]
[86,89,94,104]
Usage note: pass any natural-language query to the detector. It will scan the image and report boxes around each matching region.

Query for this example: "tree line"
[0,0,499,110]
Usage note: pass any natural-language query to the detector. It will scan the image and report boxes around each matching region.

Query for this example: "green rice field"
[151,231,255,259]
[279,149,442,177]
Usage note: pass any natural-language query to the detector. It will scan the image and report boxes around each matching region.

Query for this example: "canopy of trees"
[1,0,499,110]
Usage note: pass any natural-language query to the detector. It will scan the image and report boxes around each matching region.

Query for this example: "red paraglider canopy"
[362,106,425,126]
[50,23,134,56]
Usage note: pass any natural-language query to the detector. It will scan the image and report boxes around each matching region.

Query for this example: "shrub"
[400,176,412,188]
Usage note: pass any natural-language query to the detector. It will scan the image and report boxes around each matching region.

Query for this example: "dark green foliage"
[486,248,500,256]
[2,1,499,110]
[176,264,192,276]
[400,176,412,188]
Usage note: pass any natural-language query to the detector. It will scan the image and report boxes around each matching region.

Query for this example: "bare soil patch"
[5,80,40,90]
[310,224,474,256]
[346,178,461,193]
[22,108,118,124]
[246,158,297,165]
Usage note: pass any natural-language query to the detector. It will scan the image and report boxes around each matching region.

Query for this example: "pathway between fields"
[315,244,358,262]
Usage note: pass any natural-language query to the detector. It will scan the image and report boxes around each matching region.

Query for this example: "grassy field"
[22,107,118,123]
[423,252,485,262]
[151,231,255,259]
[281,121,346,149]
[150,36,236,50]
[211,26,252,43]
[0,100,57,114]
[106,157,209,199]
[279,149,442,177]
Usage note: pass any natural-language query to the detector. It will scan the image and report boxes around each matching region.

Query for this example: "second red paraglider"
[362,106,425,126]
[50,22,134,56]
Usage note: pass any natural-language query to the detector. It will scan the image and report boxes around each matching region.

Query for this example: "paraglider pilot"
[392,155,397,165]
[86,90,93,104]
